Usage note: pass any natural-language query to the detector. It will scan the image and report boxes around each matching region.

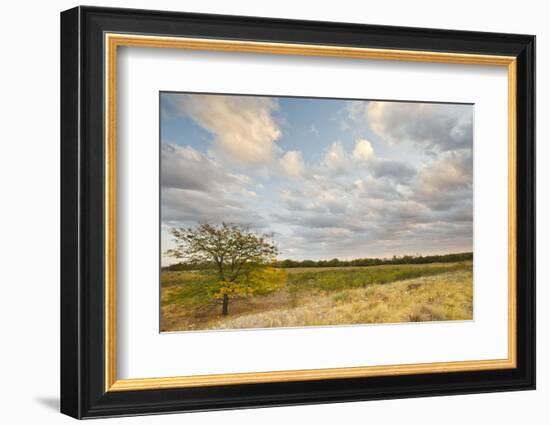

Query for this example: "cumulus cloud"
[416,149,472,192]
[162,144,233,191]
[168,94,282,164]
[162,187,265,228]
[412,149,473,211]
[353,176,404,201]
[352,139,375,161]
[280,150,304,178]
[161,143,265,230]
[161,94,473,262]
[322,141,348,173]
[270,140,471,258]
[317,139,415,185]
[349,101,473,152]
[372,159,416,182]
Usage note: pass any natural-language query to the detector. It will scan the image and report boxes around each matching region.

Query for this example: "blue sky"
[160,92,473,266]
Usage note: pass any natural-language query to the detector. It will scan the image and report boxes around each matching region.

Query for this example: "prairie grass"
[160,262,473,332]
[213,269,472,329]
[285,262,469,292]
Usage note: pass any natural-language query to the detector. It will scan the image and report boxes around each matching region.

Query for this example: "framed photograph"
[60,6,535,419]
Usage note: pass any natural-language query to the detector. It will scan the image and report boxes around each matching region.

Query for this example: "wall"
[0,0,545,423]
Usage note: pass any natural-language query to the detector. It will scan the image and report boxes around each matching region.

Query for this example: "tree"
[166,223,283,315]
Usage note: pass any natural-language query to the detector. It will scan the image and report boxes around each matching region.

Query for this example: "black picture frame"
[61,5,535,419]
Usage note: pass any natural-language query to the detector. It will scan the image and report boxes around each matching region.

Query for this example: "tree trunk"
[222,294,229,316]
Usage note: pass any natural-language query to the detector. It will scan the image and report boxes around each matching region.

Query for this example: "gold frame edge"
[104,33,518,392]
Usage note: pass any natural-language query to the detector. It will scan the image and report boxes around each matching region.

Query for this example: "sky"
[160,92,473,266]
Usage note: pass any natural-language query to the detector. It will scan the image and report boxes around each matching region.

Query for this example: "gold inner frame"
[104,33,517,392]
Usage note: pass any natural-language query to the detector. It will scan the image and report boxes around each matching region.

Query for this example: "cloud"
[161,144,235,191]
[318,139,415,185]
[269,141,472,258]
[318,189,349,214]
[352,139,374,161]
[353,176,404,200]
[163,137,472,261]
[162,187,266,228]
[162,94,473,261]
[413,149,472,211]
[161,143,265,229]
[280,150,304,178]
[322,141,348,173]
[167,94,282,164]
[372,159,416,182]
[349,101,473,152]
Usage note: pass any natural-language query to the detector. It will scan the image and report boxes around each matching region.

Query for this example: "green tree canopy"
[166,223,284,315]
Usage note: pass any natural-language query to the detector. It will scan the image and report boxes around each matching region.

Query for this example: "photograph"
[160,92,474,332]
[57,5,536,419]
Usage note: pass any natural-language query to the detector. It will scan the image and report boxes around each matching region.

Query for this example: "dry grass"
[211,269,472,329]
[161,262,473,332]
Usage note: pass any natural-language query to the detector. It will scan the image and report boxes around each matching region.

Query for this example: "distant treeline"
[273,252,472,268]
[164,252,473,271]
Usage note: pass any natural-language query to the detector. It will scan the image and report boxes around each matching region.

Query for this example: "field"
[160,261,473,332]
